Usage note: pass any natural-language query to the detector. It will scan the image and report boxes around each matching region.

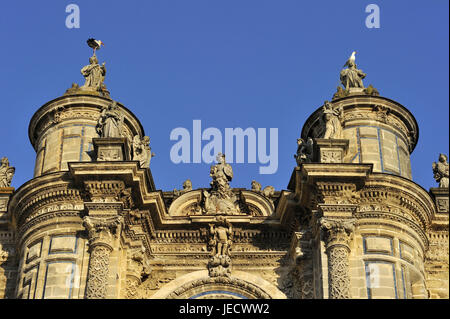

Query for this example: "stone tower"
[0,48,448,300]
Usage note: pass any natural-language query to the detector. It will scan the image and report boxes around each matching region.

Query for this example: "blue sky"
[0,0,448,192]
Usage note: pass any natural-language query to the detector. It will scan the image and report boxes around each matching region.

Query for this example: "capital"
[320,218,356,250]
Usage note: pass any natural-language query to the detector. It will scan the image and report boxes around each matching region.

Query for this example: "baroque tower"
[0,47,448,299]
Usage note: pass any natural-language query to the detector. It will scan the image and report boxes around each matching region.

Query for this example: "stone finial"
[182,179,192,191]
[0,157,15,188]
[132,135,155,168]
[364,84,380,96]
[295,137,314,165]
[432,154,449,188]
[96,101,124,138]
[322,101,344,139]
[251,180,262,192]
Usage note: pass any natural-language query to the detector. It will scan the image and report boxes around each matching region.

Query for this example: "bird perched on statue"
[87,38,105,54]
[343,51,357,68]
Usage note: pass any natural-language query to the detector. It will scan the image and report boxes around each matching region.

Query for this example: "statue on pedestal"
[202,153,241,215]
[322,101,344,139]
[295,137,314,165]
[0,157,15,188]
[132,135,155,168]
[340,52,366,90]
[81,54,106,91]
[96,101,124,138]
[432,154,449,188]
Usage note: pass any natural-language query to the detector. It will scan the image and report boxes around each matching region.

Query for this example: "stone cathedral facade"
[0,50,448,300]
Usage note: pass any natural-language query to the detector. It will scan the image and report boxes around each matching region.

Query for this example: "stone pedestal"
[314,139,349,163]
[430,187,449,215]
[0,188,14,223]
[93,138,130,162]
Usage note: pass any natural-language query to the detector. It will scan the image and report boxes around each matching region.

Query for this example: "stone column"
[320,218,355,299]
[83,215,122,299]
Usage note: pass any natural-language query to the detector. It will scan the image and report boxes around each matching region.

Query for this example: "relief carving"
[83,215,123,299]
[320,218,355,299]
[207,216,233,277]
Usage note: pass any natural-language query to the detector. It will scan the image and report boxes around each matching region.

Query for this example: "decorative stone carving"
[373,104,390,123]
[364,84,380,96]
[207,216,233,277]
[64,83,80,95]
[84,180,126,203]
[0,157,15,188]
[173,179,193,197]
[340,59,366,90]
[262,185,275,198]
[322,101,344,139]
[202,153,241,215]
[125,245,148,299]
[316,182,360,206]
[132,135,155,168]
[83,215,123,299]
[93,137,130,162]
[251,180,262,192]
[0,243,15,264]
[295,137,314,165]
[320,218,356,299]
[83,215,123,250]
[182,179,193,192]
[96,101,124,138]
[432,154,449,188]
[332,86,350,100]
[81,54,106,91]
[250,181,274,197]
[116,187,134,209]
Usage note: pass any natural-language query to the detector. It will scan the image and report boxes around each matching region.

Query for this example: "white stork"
[87,38,105,54]
[343,51,357,68]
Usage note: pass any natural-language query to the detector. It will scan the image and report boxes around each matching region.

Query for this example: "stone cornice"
[8,172,82,228]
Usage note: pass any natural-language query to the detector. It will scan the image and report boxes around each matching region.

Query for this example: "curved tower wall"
[10,93,147,299]
[301,95,418,180]
[28,95,145,178]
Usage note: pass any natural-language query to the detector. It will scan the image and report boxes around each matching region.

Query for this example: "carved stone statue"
[340,60,366,90]
[322,101,344,139]
[207,216,233,277]
[208,216,233,257]
[432,154,449,188]
[132,135,155,168]
[96,101,124,138]
[81,54,106,90]
[295,137,314,165]
[203,153,241,215]
[0,157,15,188]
